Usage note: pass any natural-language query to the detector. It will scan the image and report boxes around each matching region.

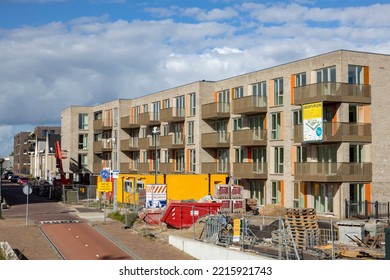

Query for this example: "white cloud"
[1,2,390,155]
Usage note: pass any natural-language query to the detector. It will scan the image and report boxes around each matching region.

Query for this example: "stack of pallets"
[284,208,320,250]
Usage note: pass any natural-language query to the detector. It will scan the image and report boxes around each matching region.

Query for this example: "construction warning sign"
[98,181,112,192]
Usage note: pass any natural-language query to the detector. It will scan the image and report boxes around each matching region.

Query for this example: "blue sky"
[1,0,390,156]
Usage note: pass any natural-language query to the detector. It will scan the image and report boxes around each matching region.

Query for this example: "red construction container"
[160,202,222,229]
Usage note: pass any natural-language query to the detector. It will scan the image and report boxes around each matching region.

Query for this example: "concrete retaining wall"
[169,235,274,260]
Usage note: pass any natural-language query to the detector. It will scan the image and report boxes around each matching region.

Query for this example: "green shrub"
[108,210,139,227]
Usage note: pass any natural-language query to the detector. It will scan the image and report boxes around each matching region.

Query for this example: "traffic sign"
[98,181,112,192]
[100,169,110,180]
[112,170,119,179]
[22,185,32,195]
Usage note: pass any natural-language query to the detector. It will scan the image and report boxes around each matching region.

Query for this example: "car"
[10,175,19,183]
[2,171,13,180]
[18,177,28,185]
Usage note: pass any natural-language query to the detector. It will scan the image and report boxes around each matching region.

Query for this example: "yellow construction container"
[99,173,228,207]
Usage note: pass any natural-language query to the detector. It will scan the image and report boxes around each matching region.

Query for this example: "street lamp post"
[0,157,4,219]
[152,127,160,208]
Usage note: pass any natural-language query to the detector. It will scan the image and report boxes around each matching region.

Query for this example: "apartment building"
[13,132,31,176]
[61,50,390,218]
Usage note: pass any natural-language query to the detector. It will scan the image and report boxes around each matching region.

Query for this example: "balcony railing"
[159,135,185,149]
[293,82,371,105]
[293,122,372,143]
[202,102,230,120]
[160,107,185,123]
[138,112,160,126]
[202,162,230,174]
[233,162,268,179]
[120,138,139,151]
[120,162,139,173]
[294,162,372,182]
[201,132,230,148]
[233,129,267,146]
[232,95,267,114]
[120,116,140,129]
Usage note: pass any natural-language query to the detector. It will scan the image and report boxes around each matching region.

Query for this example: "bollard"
[385,228,390,260]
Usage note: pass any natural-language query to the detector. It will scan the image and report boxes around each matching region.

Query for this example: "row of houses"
[12,49,390,218]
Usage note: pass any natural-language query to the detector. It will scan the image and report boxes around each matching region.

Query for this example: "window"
[316,66,336,83]
[218,89,230,113]
[292,110,302,126]
[252,81,266,96]
[173,123,183,145]
[235,148,244,163]
[143,104,148,113]
[79,113,89,130]
[163,98,170,108]
[113,107,118,127]
[271,112,281,140]
[94,133,102,142]
[162,124,169,136]
[293,182,305,208]
[295,72,307,87]
[189,93,196,116]
[94,111,102,120]
[271,181,282,204]
[162,150,170,163]
[348,65,364,84]
[152,101,161,121]
[274,146,284,174]
[187,121,194,144]
[250,180,265,206]
[133,106,140,124]
[273,78,283,106]
[141,151,148,163]
[189,149,196,172]
[124,180,133,193]
[78,154,88,170]
[78,134,88,150]
[217,149,229,173]
[233,117,243,131]
[296,146,307,163]
[349,144,364,163]
[234,86,244,99]
[175,95,185,117]
[42,130,47,138]
[174,149,185,172]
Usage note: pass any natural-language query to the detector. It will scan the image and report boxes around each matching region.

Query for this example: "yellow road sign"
[98,181,112,192]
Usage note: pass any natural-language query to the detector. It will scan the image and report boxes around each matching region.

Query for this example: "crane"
[54,140,71,186]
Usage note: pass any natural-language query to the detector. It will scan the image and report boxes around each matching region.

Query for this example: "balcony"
[293,82,371,105]
[93,141,102,153]
[93,118,113,131]
[202,102,230,120]
[120,138,139,151]
[120,162,139,173]
[160,107,185,123]
[232,95,267,115]
[138,137,159,150]
[120,116,140,129]
[294,162,372,182]
[293,123,372,143]
[138,112,160,126]
[202,162,230,174]
[138,163,154,173]
[159,162,173,174]
[233,129,267,146]
[233,162,268,179]
[159,135,185,149]
[201,132,230,148]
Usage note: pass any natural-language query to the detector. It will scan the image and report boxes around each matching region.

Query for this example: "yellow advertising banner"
[302,102,323,142]
[98,181,112,192]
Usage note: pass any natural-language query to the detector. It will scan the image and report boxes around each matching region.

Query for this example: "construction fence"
[345,200,390,220]
[187,209,389,260]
